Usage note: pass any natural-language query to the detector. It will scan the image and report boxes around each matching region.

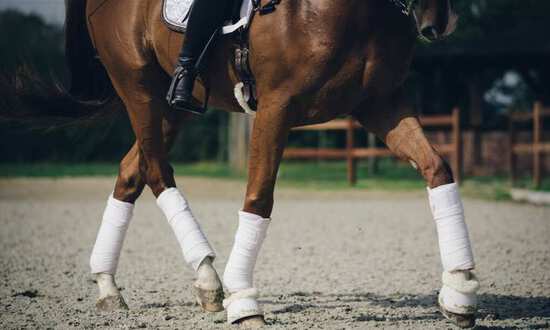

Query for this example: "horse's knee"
[243,192,274,218]
[418,154,454,188]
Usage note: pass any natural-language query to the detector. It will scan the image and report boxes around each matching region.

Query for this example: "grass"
[0,162,120,177]
[1,160,548,200]
[0,162,236,179]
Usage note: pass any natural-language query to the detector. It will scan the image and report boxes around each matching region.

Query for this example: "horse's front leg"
[353,91,479,329]
[223,95,293,326]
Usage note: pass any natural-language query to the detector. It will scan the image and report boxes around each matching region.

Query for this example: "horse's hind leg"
[90,142,141,311]
[353,91,479,329]
[90,65,223,312]
[90,117,182,311]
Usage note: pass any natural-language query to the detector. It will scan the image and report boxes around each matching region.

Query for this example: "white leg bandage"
[428,183,475,271]
[90,194,134,275]
[439,270,480,315]
[223,211,270,293]
[157,188,215,271]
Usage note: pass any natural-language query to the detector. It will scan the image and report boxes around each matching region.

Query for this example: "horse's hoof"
[193,284,224,312]
[439,304,476,329]
[236,315,266,328]
[95,295,129,312]
[438,271,479,328]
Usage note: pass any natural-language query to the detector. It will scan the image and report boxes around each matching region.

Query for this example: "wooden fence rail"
[283,108,462,185]
[509,101,550,188]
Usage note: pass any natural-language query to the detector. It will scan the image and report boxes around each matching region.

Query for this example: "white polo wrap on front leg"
[157,188,215,271]
[90,194,134,275]
[223,288,262,324]
[428,183,480,316]
[223,211,270,293]
[428,183,475,271]
[223,211,270,323]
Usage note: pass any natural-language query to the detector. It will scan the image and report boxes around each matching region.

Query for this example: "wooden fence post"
[452,107,463,184]
[346,118,357,185]
[508,110,517,185]
[533,102,542,189]
[367,133,378,175]
[228,113,253,173]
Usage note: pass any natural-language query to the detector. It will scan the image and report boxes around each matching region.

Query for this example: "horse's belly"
[294,67,369,126]
[293,57,411,127]
[299,91,362,126]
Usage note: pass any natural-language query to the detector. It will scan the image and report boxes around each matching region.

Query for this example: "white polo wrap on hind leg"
[90,194,134,275]
[428,183,479,315]
[223,211,270,323]
[157,188,215,271]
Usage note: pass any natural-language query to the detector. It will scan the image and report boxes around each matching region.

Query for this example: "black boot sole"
[170,98,206,115]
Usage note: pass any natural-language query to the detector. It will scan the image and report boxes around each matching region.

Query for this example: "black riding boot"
[167,0,233,114]
[168,57,202,114]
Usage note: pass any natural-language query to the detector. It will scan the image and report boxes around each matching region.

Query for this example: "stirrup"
[166,66,207,115]
[171,98,207,115]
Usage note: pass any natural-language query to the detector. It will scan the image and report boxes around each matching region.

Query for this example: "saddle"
[162,0,281,114]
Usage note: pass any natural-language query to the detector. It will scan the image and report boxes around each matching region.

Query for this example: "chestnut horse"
[55,0,473,327]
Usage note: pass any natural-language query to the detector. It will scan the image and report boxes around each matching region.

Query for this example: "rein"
[389,0,434,43]
[389,0,418,16]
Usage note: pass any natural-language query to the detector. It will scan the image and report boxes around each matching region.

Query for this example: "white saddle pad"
[163,0,254,35]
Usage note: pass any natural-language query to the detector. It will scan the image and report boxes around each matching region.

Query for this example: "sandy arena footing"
[1,177,549,329]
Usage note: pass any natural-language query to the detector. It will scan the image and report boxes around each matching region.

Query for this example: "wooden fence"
[509,101,550,188]
[283,108,462,185]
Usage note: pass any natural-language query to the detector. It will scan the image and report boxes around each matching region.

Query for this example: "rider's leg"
[167,0,235,114]
[353,91,479,328]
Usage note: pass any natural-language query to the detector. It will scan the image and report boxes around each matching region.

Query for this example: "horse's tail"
[0,0,120,128]
[64,0,114,105]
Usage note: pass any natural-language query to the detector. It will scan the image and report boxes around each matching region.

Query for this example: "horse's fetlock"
[142,171,164,196]
[421,155,453,187]
[244,193,273,218]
